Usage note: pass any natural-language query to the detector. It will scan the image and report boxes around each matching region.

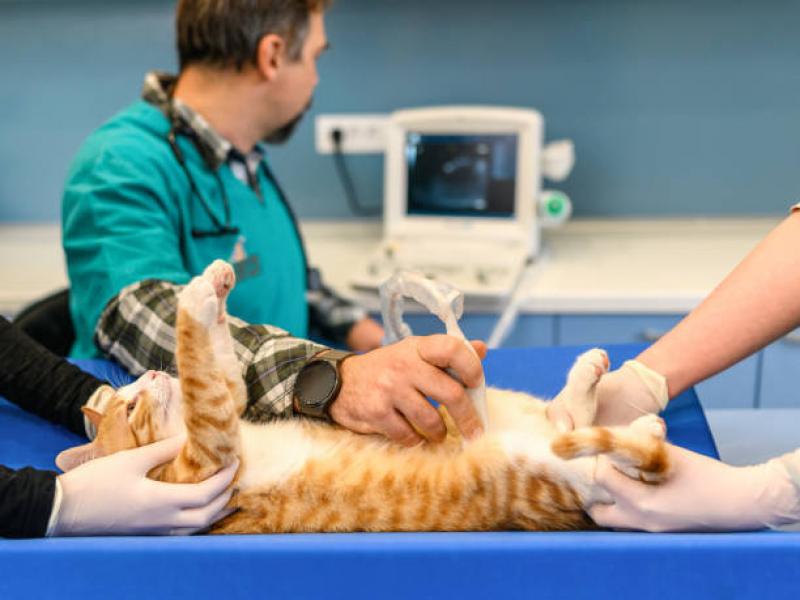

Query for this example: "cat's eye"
[126,400,137,416]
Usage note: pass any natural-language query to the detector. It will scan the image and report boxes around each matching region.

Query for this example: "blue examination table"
[1,344,799,600]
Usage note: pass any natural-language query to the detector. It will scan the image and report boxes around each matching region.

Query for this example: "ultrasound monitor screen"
[405,133,517,218]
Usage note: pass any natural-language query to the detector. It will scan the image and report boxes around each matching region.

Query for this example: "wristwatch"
[292,349,354,421]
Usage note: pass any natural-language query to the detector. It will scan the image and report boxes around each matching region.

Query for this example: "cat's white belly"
[487,390,600,502]
[234,395,605,506]
[237,420,337,491]
[496,429,599,501]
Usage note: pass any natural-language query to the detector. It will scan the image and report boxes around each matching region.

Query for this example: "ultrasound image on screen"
[405,133,517,218]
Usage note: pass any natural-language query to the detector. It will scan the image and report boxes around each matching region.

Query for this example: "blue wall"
[1,0,799,222]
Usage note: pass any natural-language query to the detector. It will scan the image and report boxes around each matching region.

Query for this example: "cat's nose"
[146,370,157,380]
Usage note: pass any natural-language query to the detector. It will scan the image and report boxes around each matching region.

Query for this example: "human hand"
[588,444,800,532]
[346,317,385,352]
[49,436,237,536]
[547,360,668,431]
[330,335,487,446]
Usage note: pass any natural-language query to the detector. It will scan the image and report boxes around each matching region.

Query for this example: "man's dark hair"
[176,0,331,71]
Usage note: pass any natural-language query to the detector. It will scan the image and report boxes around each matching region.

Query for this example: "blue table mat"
[3,344,797,600]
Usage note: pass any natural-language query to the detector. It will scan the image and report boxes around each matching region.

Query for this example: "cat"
[56,260,669,533]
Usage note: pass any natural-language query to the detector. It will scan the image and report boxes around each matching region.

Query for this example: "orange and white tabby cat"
[57,260,669,533]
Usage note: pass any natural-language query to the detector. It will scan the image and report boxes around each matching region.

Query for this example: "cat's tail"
[551,415,670,483]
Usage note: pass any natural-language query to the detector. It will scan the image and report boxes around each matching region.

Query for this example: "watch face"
[297,361,337,409]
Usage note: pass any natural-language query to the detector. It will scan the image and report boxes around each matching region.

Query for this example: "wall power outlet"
[315,114,389,154]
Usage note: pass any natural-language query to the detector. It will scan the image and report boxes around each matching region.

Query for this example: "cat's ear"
[81,406,104,429]
[55,441,100,472]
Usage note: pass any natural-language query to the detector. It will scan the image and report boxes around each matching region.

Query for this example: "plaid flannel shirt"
[95,279,327,421]
[142,71,367,343]
[143,71,255,172]
[91,73,370,418]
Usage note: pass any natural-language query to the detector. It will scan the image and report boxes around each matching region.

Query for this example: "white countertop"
[0,217,780,316]
[0,224,69,316]
[299,217,778,314]
[518,218,775,313]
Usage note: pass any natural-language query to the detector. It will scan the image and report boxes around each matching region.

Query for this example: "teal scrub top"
[62,100,307,358]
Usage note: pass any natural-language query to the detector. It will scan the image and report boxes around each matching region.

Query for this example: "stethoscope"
[165,119,310,271]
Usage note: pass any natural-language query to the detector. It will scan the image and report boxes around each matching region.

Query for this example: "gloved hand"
[49,436,237,536]
[588,444,800,532]
[547,360,669,431]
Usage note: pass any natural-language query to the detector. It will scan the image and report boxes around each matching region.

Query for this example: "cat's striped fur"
[58,260,670,533]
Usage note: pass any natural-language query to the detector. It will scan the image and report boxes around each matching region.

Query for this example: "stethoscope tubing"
[166,124,311,274]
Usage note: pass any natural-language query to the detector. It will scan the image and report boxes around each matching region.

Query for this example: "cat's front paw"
[179,277,219,328]
[202,260,236,301]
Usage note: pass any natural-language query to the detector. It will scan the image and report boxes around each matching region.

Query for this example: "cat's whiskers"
[162,361,178,378]
[107,372,125,390]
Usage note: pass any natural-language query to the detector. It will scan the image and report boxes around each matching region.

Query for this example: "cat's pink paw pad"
[180,277,218,327]
[202,260,236,300]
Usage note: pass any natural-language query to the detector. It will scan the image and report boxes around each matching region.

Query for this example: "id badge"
[230,235,261,282]
[233,254,261,281]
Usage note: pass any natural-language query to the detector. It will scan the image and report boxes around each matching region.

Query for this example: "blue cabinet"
[400,314,555,347]
[556,315,683,346]
[758,332,800,408]
[692,358,760,409]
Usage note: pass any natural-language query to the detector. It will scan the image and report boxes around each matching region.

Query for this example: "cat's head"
[56,370,184,471]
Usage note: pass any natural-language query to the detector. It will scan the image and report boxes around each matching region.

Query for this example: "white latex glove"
[588,444,800,532]
[48,436,237,536]
[548,360,668,431]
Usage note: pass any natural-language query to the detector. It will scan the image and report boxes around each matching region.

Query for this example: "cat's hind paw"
[629,414,667,440]
[552,420,670,484]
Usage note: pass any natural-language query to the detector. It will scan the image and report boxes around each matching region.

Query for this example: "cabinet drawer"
[693,358,759,409]
[557,315,684,346]
[557,314,756,409]
[399,314,555,347]
[499,315,555,347]
[398,314,495,339]
[759,331,800,408]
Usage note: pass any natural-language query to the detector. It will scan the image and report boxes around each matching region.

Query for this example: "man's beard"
[263,100,311,145]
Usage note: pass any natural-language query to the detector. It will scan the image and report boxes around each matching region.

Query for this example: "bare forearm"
[639,212,800,397]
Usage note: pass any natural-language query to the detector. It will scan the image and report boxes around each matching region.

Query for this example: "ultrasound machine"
[350,106,575,300]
